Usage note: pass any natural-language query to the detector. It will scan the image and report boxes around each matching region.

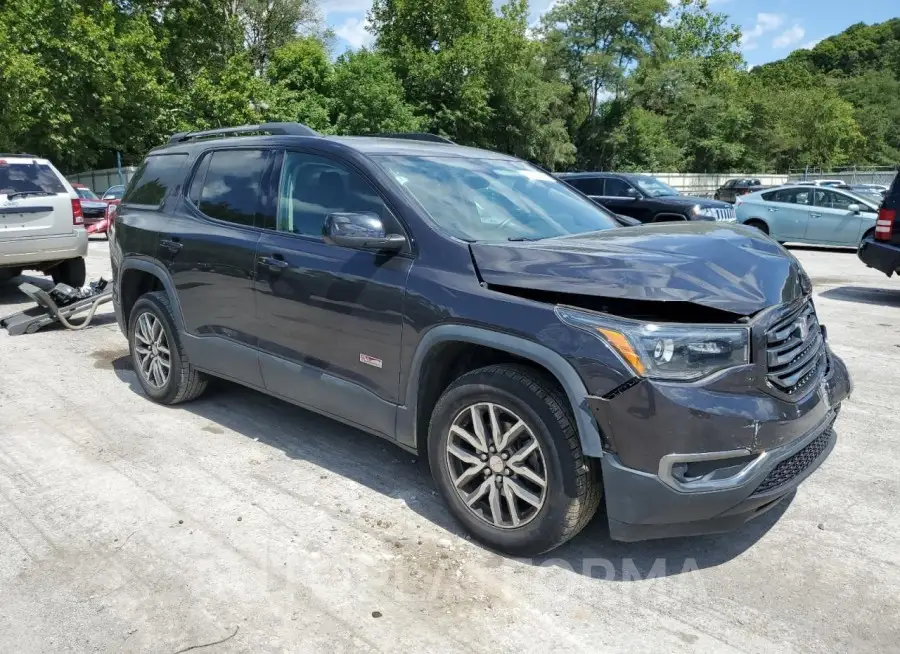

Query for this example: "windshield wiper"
[5,191,55,200]
[507,236,542,242]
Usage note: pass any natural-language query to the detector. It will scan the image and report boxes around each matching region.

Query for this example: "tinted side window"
[566,177,605,196]
[197,150,269,227]
[123,154,188,206]
[724,180,736,188]
[277,152,391,237]
[604,178,634,197]
[765,188,810,205]
[815,190,854,210]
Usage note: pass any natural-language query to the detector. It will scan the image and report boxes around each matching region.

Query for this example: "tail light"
[105,202,117,222]
[875,208,896,241]
[72,198,84,225]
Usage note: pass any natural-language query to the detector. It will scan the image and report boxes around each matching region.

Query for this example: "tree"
[330,49,420,135]
[264,36,333,131]
[539,0,669,116]
[229,0,324,70]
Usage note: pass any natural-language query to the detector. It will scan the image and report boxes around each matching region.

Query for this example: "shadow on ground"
[0,275,53,306]
[785,244,856,253]
[107,354,784,581]
[820,285,900,308]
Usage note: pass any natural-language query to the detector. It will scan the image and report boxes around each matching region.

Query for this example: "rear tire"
[745,219,769,235]
[128,291,208,405]
[427,364,601,556]
[51,257,86,287]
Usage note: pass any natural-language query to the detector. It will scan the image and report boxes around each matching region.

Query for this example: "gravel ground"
[0,238,898,653]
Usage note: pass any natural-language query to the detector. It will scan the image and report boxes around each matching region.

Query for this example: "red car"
[72,183,118,237]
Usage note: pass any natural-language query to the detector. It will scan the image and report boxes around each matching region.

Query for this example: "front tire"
[51,257,86,287]
[128,291,207,405]
[428,364,601,556]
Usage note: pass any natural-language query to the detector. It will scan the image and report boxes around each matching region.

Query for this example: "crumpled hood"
[469,222,811,317]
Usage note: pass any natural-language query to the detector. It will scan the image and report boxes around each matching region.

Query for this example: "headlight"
[556,307,750,381]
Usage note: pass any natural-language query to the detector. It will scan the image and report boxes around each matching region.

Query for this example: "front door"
[161,148,275,387]
[598,177,650,222]
[807,189,873,245]
[253,150,412,438]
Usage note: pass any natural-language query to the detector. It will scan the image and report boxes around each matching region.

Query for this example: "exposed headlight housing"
[556,307,750,381]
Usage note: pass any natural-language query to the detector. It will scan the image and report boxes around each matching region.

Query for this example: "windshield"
[103,186,125,199]
[76,187,100,200]
[375,155,619,241]
[633,177,679,198]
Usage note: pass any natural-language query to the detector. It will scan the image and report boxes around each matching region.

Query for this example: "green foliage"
[330,49,421,135]
[0,0,896,174]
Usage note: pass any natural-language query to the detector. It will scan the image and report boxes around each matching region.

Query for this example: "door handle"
[767,208,779,212]
[160,238,182,252]
[810,213,822,218]
[259,255,289,270]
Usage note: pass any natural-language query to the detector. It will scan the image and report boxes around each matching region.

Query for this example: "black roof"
[152,122,513,160]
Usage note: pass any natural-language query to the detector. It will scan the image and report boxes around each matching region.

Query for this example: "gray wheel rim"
[134,312,171,389]
[446,402,548,529]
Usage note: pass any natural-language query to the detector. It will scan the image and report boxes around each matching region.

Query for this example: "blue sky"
[322,0,897,67]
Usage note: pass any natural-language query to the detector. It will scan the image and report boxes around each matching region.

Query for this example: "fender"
[117,257,186,331]
[395,324,605,457]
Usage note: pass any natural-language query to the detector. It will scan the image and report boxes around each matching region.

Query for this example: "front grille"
[765,300,826,397]
[752,430,833,495]
[713,207,736,222]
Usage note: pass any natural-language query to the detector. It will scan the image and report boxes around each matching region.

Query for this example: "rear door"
[0,157,74,240]
[161,148,273,387]
[808,189,877,245]
[757,187,812,241]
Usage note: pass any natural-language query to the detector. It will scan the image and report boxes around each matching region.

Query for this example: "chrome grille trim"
[765,300,826,397]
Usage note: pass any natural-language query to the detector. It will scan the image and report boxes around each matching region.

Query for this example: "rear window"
[122,154,188,206]
[192,149,270,227]
[0,161,66,195]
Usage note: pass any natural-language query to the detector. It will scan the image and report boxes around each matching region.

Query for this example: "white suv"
[0,154,88,287]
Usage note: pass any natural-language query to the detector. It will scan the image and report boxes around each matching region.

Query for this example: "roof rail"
[0,153,40,158]
[168,122,320,144]
[372,132,456,145]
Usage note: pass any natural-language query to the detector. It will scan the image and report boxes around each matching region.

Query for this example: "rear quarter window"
[0,161,66,195]
[122,154,188,207]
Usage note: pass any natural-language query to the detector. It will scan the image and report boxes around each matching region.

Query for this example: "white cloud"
[801,37,823,50]
[773,25,805,49]
[741,12,785,51]
[335,16,374,49]
[320,0,372,15]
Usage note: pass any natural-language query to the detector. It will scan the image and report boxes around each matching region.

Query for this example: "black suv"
[858,172,900,277]
[715,178,765,204]
[111,123,851,556]
[557,172,737,223]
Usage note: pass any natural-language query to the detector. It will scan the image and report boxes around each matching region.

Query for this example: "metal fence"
[787,166,897,188]
[638,173,790,198]
[67,166,138,194]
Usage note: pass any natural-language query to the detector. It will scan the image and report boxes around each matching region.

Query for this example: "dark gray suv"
[110,123,852,555]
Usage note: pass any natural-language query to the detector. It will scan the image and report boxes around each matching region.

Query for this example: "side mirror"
[847,204,861,214]
[624,188,641,200]
[323,212,406,251]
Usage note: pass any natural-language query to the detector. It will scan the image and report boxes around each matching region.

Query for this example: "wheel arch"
[397,325,604,458]
[118,258,185,332]
[742,217,770,233]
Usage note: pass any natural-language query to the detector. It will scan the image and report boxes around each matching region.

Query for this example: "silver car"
[736,185,879,246]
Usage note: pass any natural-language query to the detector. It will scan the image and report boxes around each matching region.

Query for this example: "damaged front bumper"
[590,350,851,542]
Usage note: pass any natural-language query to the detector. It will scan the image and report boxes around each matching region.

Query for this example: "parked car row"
[103,123,850,556]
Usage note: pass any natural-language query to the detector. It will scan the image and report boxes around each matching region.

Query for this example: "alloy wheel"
[133,312,171,389]
[446,402,548,529]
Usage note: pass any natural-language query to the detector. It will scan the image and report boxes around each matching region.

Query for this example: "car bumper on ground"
[592,351,852,542]
[858,238,900,277]
[0,229,89,268]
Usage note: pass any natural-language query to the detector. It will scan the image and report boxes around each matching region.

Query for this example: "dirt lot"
[1,239,898,653]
